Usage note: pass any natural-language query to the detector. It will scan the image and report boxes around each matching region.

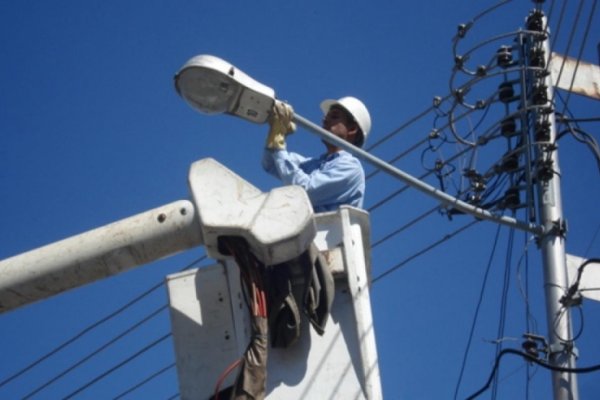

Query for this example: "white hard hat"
[320,96,371,147]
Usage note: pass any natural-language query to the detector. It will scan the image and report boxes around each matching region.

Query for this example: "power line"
[372,206,440,249]
[366,137,428,180]
[365,100,444,152]
[547,0,568,76]
[0,282,163,388]
[371,219,480,284]
[366,143,474,212]
[61,332,172,400]
[521,233,534,400]
[584,222,600,257]
[0,254,206,390]
[451,0,514,65]
[555,94,600,173]
[365,98,524,214]
[363,67,526,216]
[113,362,176,400]
[515,236,539,335]
[453,224,503,400]
[558,124,600,173]
[465,348,600,400]
[23,305,169,399]
[558,116,600,123]
[555,0,597,115]
[492,226,516,400]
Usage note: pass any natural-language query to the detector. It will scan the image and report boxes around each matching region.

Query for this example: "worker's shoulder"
[328,151,364,174]
[336,150,363,164]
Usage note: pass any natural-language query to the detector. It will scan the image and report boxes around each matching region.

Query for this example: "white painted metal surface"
[167,262,247,399]
[0,158,316,313]
[167,206,382,399]
[189,158,316,265]
[0,200,201,313]
[550,52,600,99]
[175,54,276,124]
[566,254,600,302]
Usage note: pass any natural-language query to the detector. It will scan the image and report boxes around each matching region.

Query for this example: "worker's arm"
[266,150,365,211]
[265,101,295,150]
[262,148,308,179]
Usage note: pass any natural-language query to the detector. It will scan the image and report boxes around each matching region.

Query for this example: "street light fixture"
[173,54,540,235]
[175,54,275,124]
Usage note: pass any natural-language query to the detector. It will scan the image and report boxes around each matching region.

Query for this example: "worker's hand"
[265,100,296,150]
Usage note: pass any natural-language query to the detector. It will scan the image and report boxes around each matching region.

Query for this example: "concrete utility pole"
[527,15,579,400]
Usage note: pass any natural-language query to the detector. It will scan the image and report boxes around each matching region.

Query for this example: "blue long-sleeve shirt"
[262,148,365,212]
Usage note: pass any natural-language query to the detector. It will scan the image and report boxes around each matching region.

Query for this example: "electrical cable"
[366,137,428,180]
[452,42,505,78]
[367,123,509,214]
[112,362,175,400]
[570,305,585,342]
[436,100,488,146]
[451,0,514,57]
[23,305,169,399]
[361,94,467,183]
[365,99,448,152]
[371,219,480,284]
[213,358,242,400]
[453,224,502,400]
[521,232,534,400]
[370,2,597,398]
[165,393,179,400]
[558,125,600,173]
[584,223,600,257]
[558,116,600,123]
[61,332,172,400]
[447,92,500,147]
[372,206,440,249]
[363,82,501,182]
[465,348,600,400]
[555,96,600,173]
[452,36,530,84]
[561,125,600,151]
[366,85,511,201]
[538,0,556,36]
[367,144,475,213]
[0,283,161,389]
[368,81,548,216]
[14,5,595,399]
[515,236,539,336]
[545,0,569,83]
[564,258,600,300]
[0,254,205,390]
[220,238,268,399]
[553,305,581,344]
[491,226,515,400]
[367,180,409,213]
[470,0,513,24]
[555,0,597,116]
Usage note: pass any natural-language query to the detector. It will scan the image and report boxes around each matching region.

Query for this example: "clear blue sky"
[1,1,599,399]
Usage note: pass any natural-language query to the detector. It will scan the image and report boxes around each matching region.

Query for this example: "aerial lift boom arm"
[0,158,315,313]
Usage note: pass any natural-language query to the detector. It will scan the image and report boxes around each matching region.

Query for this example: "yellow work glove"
[265,100,296,150]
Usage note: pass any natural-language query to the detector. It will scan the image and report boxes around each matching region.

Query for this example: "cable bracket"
[551,218,568,238]
[548,341,579,359]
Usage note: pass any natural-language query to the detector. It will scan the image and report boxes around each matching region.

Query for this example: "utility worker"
[262,96,371,212]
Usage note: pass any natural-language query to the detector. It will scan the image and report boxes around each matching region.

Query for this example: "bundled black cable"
[466,348,600,399]
[220,237,269,400]
[215,237,335,400]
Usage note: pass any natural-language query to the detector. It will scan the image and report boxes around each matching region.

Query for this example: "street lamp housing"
[175,55,275,124]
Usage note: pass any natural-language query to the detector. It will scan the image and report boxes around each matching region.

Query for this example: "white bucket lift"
[0,158,381,399]
[166,206,381,399]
